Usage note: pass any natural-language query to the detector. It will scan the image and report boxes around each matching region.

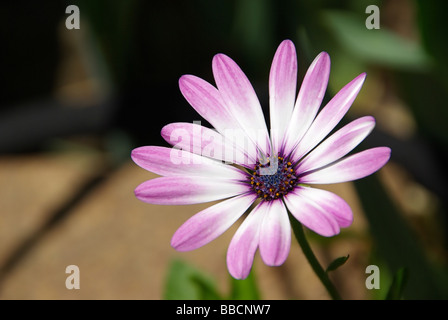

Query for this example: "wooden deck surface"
[0,150,371,299]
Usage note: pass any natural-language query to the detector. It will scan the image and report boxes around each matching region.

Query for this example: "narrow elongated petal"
[297,116,375,173]
[284,187,341,237]
[300,147,391,184]
[227,202,266,279]
[171,193,256,251]
[259,200,291,266]
[213,53,270,156]
[269,40,297,152]
[282,52,330,155]
[161,122,255,167]
[135,176,249,205]
[179,75,237,134]
[131,146,246,180]
[291,73,366,163]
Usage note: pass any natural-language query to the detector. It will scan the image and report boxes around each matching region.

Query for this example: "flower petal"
[284,187,341,237]
[179,75,237,134]
[282,52,330,155]
[295,187,353,228]
[171,193,257,251]
[161,122,255,167]
[269,40,297,152]
[135,176,248,205]
[213,53,270,156]
[300,147,391,184]
[227,202,266,279]
[131,146,246,180]
[297,116,375,173]
[291,73,366,163]
[259,200,291,266]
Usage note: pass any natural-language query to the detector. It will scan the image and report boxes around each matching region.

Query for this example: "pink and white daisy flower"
[132,40,391,279]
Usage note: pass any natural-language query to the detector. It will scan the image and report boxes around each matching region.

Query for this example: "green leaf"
[325,255,350,273]
[228,269,260,300]
[163,259,221,300]
[385,267,409,300]
[321,10,432,71]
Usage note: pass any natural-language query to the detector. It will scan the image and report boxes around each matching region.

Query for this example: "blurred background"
[0,0,447,299]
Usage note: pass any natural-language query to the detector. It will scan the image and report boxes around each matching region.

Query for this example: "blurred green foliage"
[164,259,222,300]
[356,175,448,299]
[164,259,260,300]
[385,267,409,300]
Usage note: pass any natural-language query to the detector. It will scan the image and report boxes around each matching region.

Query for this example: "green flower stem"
[288,210,342,300]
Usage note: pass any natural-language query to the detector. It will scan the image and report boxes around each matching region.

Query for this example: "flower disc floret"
[250,156,297,201]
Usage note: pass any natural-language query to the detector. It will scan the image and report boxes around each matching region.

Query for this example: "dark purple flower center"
[249,155,298,201]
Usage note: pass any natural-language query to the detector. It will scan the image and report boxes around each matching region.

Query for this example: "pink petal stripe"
[227,202,266,279]
[259,200,291,266]
[131,146,246,180]
[300,147,391,185]
[212,53,271,156]
[297,116,375,174]
[171,193,257,251]
[294,187,353,228]
[269,40,297,153]
[179,75,238,135]
[135,176,249,205]
[282,52,330,155]
[161,122,255,167]
[284,187,341,237]
[291,73,366,163]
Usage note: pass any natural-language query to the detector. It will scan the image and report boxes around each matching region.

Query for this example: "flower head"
[132,40,391,279]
